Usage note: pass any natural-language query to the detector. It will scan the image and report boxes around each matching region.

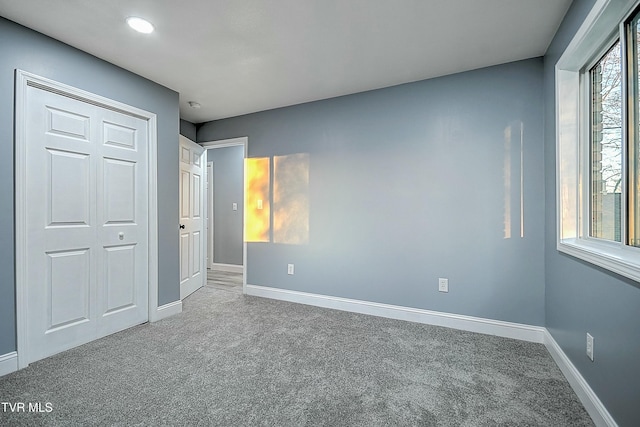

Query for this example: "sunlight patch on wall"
[504,125,512,239]
[245,157,270,242]
[273,153,309,244]
[503,121,524,239]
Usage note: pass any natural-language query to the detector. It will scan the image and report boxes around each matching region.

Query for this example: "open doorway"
[201,137,247,294]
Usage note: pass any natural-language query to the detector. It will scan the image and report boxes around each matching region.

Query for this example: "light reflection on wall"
[504,121,525,239]
[274,153,309,244]
[504,126,512,239]
[557,70,579,240]
[245,157,270,242]
[244,154,310,244]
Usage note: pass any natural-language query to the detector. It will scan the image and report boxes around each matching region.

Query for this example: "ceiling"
[0,0,572,123]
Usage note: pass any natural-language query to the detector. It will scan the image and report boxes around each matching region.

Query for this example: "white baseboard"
[544,330,618,427]
[0,352,18,377]
[211,263,243,273]
[244,284,545,343]
[150,300,182,322]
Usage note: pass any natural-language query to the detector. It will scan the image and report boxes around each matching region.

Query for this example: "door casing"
[207,161,214,269]
[201,137,247,292]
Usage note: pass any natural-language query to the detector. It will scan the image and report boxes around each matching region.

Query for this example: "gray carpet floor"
[0,277,593,426]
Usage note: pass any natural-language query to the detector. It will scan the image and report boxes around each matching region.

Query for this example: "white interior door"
[25,84,149,364]
[179,135,205,299]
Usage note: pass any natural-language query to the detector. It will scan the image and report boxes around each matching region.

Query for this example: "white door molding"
[14,70,159,369]
[207,161,214,269]
[200,137,248,293]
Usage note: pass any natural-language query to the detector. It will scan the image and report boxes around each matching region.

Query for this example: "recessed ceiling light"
[126,17,154,34]
[188,101,201,109]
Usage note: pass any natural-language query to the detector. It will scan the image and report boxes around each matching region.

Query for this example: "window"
[590,40,622,242]
[627,10,640,246]
[557,0,640,281]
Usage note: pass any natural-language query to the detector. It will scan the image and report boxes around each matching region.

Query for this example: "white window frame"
[556,0,640,281]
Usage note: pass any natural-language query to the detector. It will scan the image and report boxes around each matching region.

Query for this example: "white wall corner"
[150,300,182,322]
[0,352,18,377]
[244,284,546,343]
[543,330,618,427]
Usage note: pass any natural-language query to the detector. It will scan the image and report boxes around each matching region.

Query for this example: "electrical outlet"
[287,264,294,275]
[232,202,238,211]
[438,278,449,293]
[257,199,263,209]
[586,333,594,361]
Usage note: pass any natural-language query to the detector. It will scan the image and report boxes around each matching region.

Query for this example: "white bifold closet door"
[25,84,149,364]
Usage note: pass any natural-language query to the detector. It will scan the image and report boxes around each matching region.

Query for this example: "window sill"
[558,238,640,282]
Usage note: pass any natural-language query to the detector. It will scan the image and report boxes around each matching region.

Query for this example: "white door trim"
[207,161,214,269]
[14,70,159,369]
[200,137,248,294]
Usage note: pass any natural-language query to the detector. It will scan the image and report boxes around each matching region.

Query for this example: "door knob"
[179,224,185,229]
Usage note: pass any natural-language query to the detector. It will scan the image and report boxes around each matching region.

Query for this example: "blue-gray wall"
[180,119,196,141]
[198,58,546,326]
[544,1,640,425]
[0,17,180,356]
[207,146,244,265]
